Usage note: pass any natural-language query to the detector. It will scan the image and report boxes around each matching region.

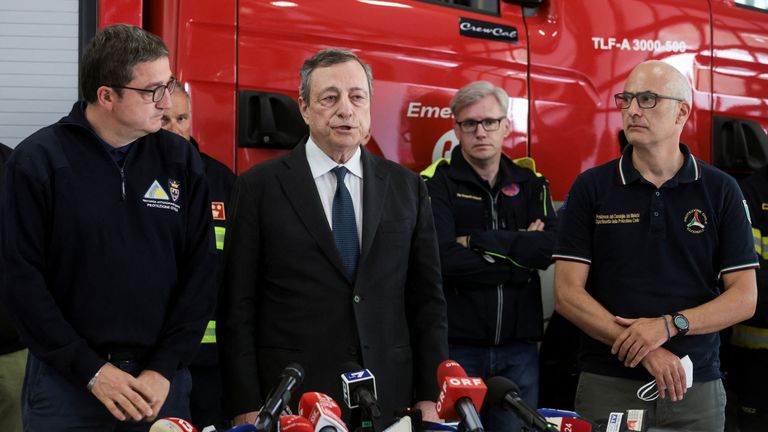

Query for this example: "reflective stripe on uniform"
[215,226,226,251]
[731,324,768,349]
[201,320,216,344]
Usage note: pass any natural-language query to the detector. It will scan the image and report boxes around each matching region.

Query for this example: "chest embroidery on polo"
[595,213,640,225]
[683,209,707,234]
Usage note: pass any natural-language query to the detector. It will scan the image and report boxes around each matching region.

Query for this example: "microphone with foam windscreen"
[255,363,305,432]
[280,415,315,432]
[435,359,486,432]
[486,376,556,432]
[298,392,349,432]
[149,417,198,432]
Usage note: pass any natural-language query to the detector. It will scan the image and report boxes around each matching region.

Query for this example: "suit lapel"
[277,142,349,279]
[360,148,389,267]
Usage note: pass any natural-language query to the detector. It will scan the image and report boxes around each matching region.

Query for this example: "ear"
[298,97,310,125]
[95,86,115,108]
[676,101,691,125]
[501,117,513,139]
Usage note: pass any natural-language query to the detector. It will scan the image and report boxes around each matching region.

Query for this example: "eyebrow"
[318,86,368,94]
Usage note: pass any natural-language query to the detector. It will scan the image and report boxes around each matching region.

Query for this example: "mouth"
[332,125,356,133]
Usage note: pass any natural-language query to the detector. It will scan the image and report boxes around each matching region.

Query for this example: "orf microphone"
[255,363,305,432]
[486,376,555,432]
[149,417,198,432]
[435,360,486,432]
[298,392,349,432]
[340,362,381,419]
[280,415,314,432]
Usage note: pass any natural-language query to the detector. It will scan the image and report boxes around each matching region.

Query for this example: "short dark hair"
[80,24,169,103]
[299,48,373,103]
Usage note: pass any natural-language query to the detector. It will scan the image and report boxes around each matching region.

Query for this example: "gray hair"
[299,48,373,103]
[80,24,169,103]
[450,81,509,117]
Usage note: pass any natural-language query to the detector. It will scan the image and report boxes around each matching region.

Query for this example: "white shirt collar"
[306,136,363,179]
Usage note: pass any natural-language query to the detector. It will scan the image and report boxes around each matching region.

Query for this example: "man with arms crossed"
[422,81,557,432]
[218,48,448,429]
[553,60,758,430]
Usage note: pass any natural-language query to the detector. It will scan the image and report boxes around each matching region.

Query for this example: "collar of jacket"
[446,145,533,188]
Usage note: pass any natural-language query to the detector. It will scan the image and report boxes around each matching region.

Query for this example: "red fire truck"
[94,0,767,201]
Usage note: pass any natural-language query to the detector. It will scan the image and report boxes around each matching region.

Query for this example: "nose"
[625,96,643,116]
[156,88,173,109]
[336,94,354,118]
[167,122,183,137]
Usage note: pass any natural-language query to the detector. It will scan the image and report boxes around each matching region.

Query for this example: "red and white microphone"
[435,360,486,432]
[280,414,315,432]
[149,417,198,432]
[298,392,349,432]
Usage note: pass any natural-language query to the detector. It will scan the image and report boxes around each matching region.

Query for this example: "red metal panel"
[235,0,529,175]
[98,0,142,28]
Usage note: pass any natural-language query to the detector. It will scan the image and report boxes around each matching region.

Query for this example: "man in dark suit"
[218,48,448,429]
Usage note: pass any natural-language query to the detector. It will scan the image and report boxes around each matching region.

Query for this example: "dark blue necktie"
[332,166,359,278]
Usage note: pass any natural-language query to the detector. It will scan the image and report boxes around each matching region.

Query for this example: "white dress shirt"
[305,137,363,247]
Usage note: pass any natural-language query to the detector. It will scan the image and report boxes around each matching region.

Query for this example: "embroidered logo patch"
[143,179,180,213]
[169,179,181,202]
[144,180,169,200]
[501,183,520,197]
[212,202,226,220]
[684,209,707,234]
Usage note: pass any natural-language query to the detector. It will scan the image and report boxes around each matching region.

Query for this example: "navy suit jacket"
[218,140,448,427]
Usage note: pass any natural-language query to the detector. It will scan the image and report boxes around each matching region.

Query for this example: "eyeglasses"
[108,77,177,103]
[614,91,685,109]
[456,117,506,133]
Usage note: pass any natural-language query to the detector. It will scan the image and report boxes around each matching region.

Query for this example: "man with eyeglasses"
[553,60,757,430]
[0,24,217,430]
[422,80,558,432]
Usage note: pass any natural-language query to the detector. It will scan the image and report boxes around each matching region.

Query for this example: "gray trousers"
[575,372,726,432]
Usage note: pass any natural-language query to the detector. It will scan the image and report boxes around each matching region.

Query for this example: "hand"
[527,219,545,231]
[640,348,687,402]
[136,370,170,422]
[611,316,668,367]
[234,411,259,425]
[456,236,469,248]
[89,362,155,422]
[414,400,442,423]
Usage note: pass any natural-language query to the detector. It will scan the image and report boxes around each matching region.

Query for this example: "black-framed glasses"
[614,91,685,109]
[456,117,506,133]
[108,77,177,103]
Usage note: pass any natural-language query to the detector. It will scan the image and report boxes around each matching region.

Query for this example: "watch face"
[674,315,689,330]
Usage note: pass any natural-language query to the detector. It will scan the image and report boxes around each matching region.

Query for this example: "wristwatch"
[670,312,689,337]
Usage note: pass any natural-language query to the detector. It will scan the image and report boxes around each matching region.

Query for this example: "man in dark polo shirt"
[553,60,758,430]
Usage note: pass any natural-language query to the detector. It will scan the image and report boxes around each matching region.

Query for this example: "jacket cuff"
[73,349,109,389]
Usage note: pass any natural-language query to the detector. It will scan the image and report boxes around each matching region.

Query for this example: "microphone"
[280,415,314,432]
[149,417,198,432]
[340,362,381,419]
[298,392,349,432]
[486,376,555,432]
[255,363,305,432]
[435,359,486,432]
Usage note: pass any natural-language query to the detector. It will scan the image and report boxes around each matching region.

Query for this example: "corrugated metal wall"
[0,0,78,148]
